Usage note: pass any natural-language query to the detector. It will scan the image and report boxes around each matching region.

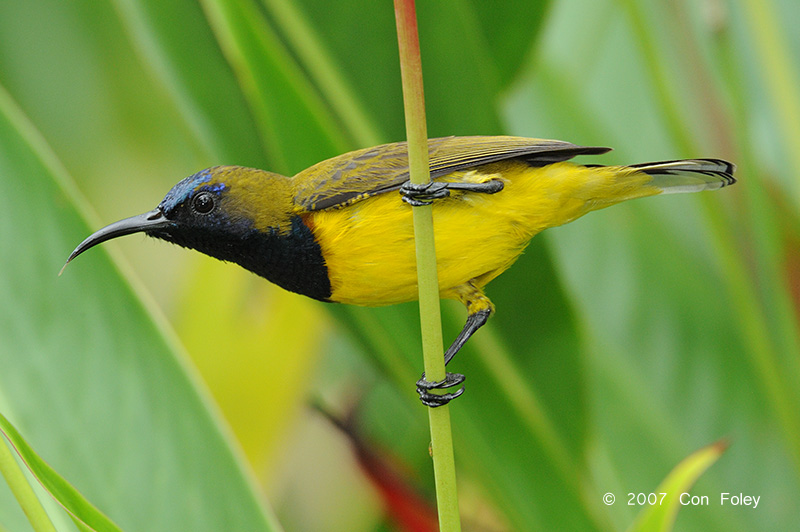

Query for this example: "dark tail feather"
[629,159,736,193]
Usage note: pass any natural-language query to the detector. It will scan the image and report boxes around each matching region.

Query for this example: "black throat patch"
[243,215,332,301]
[155,215,332,302]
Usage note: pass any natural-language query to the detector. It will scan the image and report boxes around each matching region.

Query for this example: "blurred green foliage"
[0,0,798,531]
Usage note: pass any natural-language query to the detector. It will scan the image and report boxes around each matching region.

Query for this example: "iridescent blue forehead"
[159,168,227,211]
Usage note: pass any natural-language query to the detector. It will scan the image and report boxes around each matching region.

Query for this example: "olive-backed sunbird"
[64,136,735,406]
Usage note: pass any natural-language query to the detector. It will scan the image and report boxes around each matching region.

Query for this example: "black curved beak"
[60,208,172,274]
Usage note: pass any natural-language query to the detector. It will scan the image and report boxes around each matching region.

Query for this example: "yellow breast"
[306,161,658,306]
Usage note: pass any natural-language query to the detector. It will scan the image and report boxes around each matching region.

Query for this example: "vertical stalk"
[393,1,461,531]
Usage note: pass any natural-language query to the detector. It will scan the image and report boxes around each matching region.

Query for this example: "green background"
[0,0,798,530]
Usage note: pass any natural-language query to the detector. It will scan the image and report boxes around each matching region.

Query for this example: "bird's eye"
[192,191,215,215]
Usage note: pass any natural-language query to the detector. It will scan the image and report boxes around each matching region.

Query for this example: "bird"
[63,136,735,406]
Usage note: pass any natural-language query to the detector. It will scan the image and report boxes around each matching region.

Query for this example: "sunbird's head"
[63,165,293,271]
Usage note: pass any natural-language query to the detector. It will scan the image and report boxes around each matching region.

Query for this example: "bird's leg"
[417,284,494,407]
[400,179,504,206]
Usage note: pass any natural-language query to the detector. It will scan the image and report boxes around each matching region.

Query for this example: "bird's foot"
[401,179,505,206]
[416,372,465,407]
[400,181,451,206]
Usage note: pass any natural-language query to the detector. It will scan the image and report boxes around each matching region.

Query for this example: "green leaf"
[199,0,349,173]
[110,0,266,165]
[0,413,122,532]
[504,0,800,530]
[629,440,727,532]
[259,0,383,147]
[0,432,57,532]
[0,81,281,531]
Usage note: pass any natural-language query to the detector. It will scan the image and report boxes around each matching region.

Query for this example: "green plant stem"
[393,1,461,531]
[0,435,57,532]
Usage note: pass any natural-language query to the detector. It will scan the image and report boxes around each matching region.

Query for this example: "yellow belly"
[306,161,658,306]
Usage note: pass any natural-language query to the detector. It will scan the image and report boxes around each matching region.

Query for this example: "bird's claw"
[416,372,465,407]
[400,181,451,206]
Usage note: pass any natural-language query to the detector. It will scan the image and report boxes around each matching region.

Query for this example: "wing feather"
[293,136,610,211]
